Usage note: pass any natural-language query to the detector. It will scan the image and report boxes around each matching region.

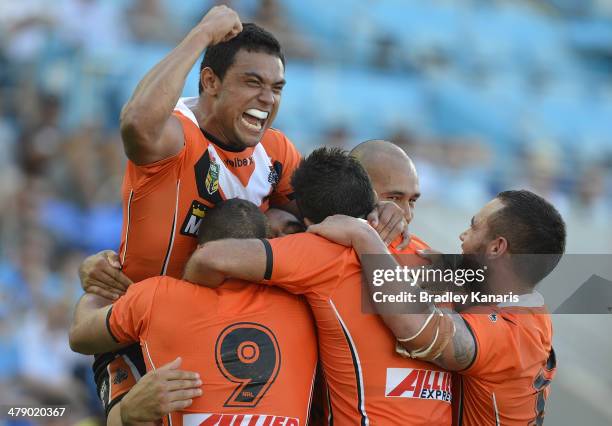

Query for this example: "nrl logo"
[205,161,220,195]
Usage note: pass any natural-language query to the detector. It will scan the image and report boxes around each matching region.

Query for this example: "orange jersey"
[389,234,430,255]
[119,97,301,282]
[260,234,452,425]
[455,292,556,425]
[108,277,318,426]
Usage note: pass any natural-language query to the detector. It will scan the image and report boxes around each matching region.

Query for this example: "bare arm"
[107,358,201,426]
[120,6,242,165]
[308,215,476,370]
[69,294,127,355]
[79,250,132,300]
[183,239,268,287]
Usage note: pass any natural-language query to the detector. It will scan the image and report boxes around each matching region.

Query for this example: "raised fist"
[199,5,242,45]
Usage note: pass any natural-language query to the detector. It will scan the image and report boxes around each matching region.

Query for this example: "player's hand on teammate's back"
[198,5,242,45]
[307,215,372,247]
[367,201,411,248]
[79,250,132,300]
[120,357,202,424]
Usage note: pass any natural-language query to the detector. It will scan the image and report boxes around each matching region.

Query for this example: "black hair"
[199,23,285,94]
[488,190,566,286]
[197,198,268,244]
[290,147,377,224]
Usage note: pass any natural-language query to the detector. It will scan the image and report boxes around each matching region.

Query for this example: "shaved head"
[350,139,420,221]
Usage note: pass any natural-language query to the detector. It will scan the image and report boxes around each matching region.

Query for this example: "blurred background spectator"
[0,0,610,424]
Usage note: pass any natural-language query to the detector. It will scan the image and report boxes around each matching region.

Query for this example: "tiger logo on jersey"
[206,160,220,195]
[113,368,128,385]
[268,161,282,187]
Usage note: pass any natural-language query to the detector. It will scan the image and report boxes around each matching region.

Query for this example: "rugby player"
[70,199,318,426]
[81,5,408,422]
[350,139,429,255]
[183,148,453,425]
[307,190,564,425]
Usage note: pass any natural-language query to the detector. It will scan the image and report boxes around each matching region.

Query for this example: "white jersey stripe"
[329,299,369,425]
[207,143,273,206]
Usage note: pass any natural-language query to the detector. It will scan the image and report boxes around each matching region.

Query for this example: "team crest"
[268,161,282,186]
[488,313,498,322]
[205,161,220,195]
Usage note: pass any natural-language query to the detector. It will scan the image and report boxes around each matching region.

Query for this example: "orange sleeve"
[459,310,519,377]
[108,278,160,343]
[124,112,193,192]
[261,233,353,295]
[268,132,301,207]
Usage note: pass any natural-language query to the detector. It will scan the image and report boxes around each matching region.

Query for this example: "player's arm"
[308,215,476,370]
[106,357,201,426]
[367,201,411,248]
[69,294,126,355]
[183,239,267,288]
[79,250,133,300]
[120,6,242,165]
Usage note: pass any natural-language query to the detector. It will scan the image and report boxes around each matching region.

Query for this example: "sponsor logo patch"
[112,368,128,385]
[180,200,208,237]
[225,156,254,168]
[385,368,452,403]
[99,377,109,407]
[183,413,299,426]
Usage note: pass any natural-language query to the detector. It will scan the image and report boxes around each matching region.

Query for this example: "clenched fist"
[198,5,242,46]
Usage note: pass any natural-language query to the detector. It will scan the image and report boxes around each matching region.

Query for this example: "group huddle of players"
[67,6,565,426]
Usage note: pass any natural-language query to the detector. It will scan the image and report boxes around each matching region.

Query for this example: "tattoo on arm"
[434,314,476,371]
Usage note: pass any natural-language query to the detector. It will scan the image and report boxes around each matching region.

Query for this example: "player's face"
[370,159,420,223]
[459,198,504,255]
[214,50,285,149]
[265,208,305,237]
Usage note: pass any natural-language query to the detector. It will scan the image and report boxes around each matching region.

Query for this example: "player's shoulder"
[461,300,551,338]
[261,127,297,153]
[408,234,430,250]
[272,232,351,251]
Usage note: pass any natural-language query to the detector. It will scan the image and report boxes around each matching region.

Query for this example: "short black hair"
[488,190,566,286]
[199,23,285,94]
[291,147,376,224]
[197,198,268,244]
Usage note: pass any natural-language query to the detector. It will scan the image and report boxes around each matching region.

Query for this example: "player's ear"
[303,218,314,227]
[486,237,508,259]
[200,67,221,97]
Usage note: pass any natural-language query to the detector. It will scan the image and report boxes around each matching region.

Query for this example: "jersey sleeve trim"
[106,306,120,343]
[105,389,127,417]
[260,238,273,280]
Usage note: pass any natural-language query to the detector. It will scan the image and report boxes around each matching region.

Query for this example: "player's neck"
[193,100,247,153]
[486,267,532,296]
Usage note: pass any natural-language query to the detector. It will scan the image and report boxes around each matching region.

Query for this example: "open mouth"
[240,108,269,132]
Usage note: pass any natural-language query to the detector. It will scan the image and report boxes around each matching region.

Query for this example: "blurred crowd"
[0,0,611,424]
